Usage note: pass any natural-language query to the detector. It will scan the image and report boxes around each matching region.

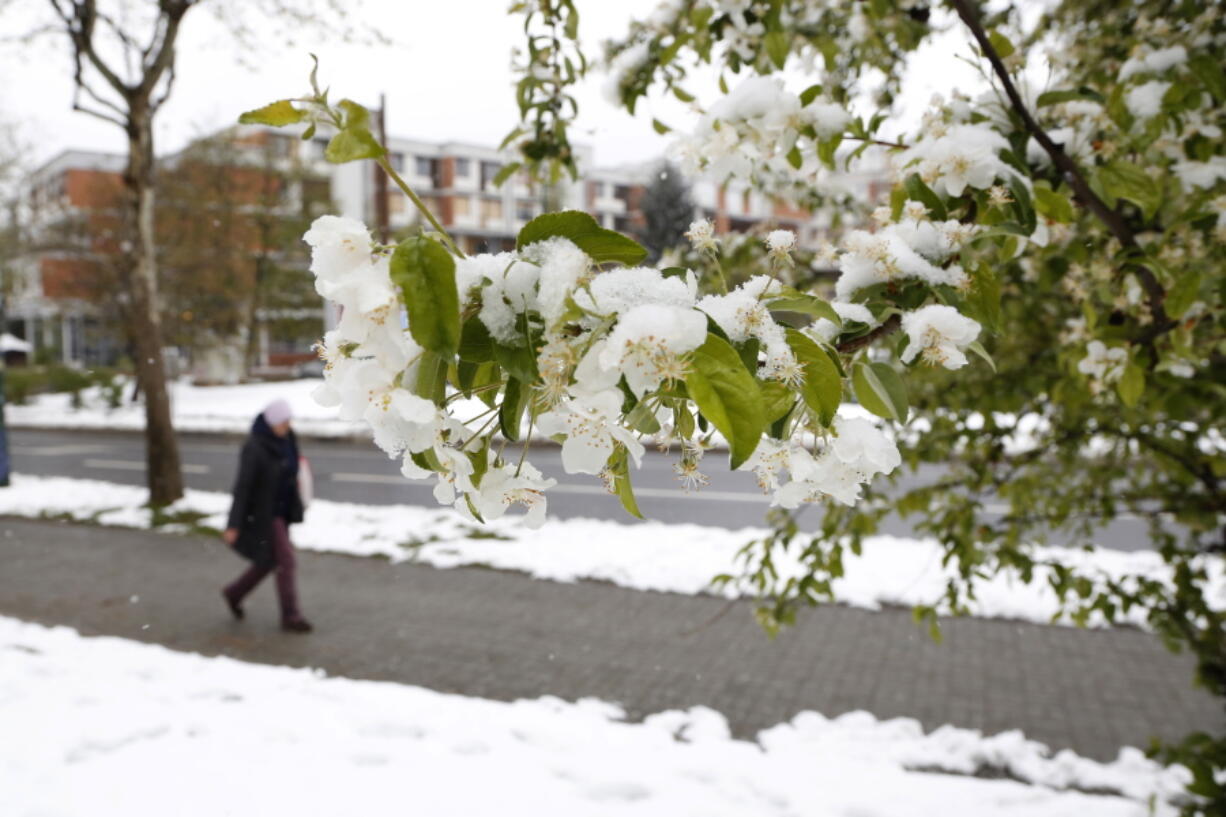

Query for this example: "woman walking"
[221,398,313,632]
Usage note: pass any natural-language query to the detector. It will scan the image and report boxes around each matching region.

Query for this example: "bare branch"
[71,100,126,128]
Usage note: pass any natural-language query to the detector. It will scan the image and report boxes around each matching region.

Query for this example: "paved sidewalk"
[0,517,1219,760]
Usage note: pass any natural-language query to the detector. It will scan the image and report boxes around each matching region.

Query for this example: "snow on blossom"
[537,388,645,475]
[1077,340,1128,384]
[303,215,374,281]
[454,252,513,310]
[897,124,1013,197]
[599,304,707,396]
[697,276,797,380]
[834,223,971,301]
[603,41,649,104]
[766,229,796,255]
[809,302,876,342]
[1125,81,1170,120]
[477,254,542,344]
[804,100,852,138]
[1119,45,1188,80]
[900,305,982,370]
[575,266,698,317]
[522,237,591,330]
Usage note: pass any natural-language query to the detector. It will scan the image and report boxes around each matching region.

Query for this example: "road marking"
[84,458,210,475]
[331,471,769,504]
[13,444,113,457]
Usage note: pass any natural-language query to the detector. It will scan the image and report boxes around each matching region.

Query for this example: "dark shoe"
[222,590,244,620]
[281,617,313,633]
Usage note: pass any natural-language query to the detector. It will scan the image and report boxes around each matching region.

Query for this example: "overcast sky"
[0,0,975,172]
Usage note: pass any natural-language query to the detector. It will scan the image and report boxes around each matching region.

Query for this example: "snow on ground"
[0,616,1189,817]
[5,378,365,438]
[3,474,1222,629]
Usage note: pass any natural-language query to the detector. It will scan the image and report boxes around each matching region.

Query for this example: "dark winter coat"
[227,416,304,566]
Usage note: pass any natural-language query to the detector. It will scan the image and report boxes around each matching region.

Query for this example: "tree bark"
[124,103,183,505]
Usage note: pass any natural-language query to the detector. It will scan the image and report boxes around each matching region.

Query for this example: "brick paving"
[0,517,1219,760]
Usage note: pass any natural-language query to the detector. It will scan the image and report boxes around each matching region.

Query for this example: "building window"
[481,199,503,221]
[455,158,471,176]
[480,161,503,189]
[516,203,535,222]
[453,197,471,217]
[389,152,406,172]
[415,156,433,177]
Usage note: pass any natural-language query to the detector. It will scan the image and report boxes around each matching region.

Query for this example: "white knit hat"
[262,399,293,426]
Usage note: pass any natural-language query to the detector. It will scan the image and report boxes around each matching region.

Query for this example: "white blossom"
[1077,340,1128,383]
[463,462,556,529]
[537,388,645,475]
[600,304,707,396]
[900,305,982,370]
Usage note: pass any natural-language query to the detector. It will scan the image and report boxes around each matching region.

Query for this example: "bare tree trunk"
[244,256,265,375]
[125,105,183,505]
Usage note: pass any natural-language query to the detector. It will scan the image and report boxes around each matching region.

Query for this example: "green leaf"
[1099,162,1161,220]
[987,30,1014,58]
[325,127,385,164]
[652,118,672,135]
[1165,271,1201,319]
[799,83,823,107]
[1032,184,1074,224]
[905,174,947,220]
[1117,362,1145,407]
[238,100,306,127]
[966,264,1002,335]
[768,294,841,325]
[1188,54,1226,101]
[516,210,647,266]
[390,236,460,356]
[413,351,448,405]
[491,162,521,188]
[500,378,529,440]
[493,341,539,384]
[685,333,767,469]
[758,380,794,424]
[1036,88,1105,108]
[786,330,841,427]
[853,361,908,423]
[626,401,662,434]
[672,86,696,103]
[965,340,996,372]
[786,145,803,170]
[609,446,643,520]
[459,316,495,362]
[764,30,789,69]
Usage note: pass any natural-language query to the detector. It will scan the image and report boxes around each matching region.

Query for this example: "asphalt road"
[9,427,1159,550]
[2,517,1217,761]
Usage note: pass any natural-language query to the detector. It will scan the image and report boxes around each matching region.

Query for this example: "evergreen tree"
[639,162,693,263]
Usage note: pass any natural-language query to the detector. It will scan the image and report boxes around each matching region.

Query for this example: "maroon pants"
[224,518,302,621]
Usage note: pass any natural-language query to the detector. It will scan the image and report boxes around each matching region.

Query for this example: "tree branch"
[71,99,126,128]
[836,313,901,355]
[948,0,1176,343]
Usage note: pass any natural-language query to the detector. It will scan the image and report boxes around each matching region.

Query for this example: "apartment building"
[7,149,128,367]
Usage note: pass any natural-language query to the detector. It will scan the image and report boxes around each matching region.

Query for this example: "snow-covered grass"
[5,377,365,438]
[3,474,1222,630]
[0,616,1189,816]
